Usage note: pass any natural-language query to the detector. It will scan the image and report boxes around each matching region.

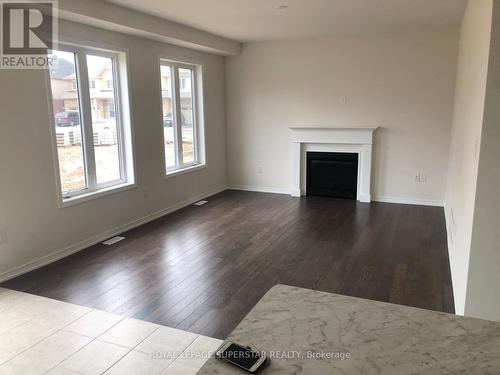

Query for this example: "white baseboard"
[227,185,292,195]
[373,195,444,207]
[228,186,444,207]
[0,185,228,284]
[359,193,371,203]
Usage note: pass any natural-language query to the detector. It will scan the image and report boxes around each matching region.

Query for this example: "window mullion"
[76,51,97,191]
[191,69,199,164]
[111,56,125,182]
[173,66,183,167]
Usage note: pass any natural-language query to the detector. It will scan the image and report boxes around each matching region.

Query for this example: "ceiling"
[106,0,467,43]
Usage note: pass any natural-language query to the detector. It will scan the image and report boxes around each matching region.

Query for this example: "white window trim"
[158,58,206,177]
[46,42,136,208]
[59,182,136,208]
[165,163,207,179]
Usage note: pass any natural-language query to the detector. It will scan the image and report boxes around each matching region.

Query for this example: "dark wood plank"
[1,190,454,339]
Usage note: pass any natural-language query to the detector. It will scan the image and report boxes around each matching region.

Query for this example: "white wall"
[465,0,500,321]
[225,29,459,205]
[444,0,493,315]
[0,20,227,280]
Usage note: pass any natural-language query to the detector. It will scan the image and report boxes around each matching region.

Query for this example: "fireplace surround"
[289,127,377,203]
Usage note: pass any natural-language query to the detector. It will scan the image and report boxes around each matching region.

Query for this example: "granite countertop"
[197,285,500,374]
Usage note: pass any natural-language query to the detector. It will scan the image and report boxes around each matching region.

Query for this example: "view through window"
[49,46,129,200]
[179,68,195,164]
[87,54,121,185]
[49,50,87,193]
[160,61,202,173]
[160,65,176,169]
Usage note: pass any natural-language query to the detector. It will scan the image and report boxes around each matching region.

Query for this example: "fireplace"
[306,152,358,199]
[289,127,377,202]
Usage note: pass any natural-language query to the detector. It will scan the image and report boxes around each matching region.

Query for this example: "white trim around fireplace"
[289,127,378,203]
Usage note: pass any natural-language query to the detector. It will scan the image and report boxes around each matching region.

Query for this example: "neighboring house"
[161,69,194,125]
[50,57,118,146]
[52,57,193,126]
[49,57,74,115]
[50,58,116,121]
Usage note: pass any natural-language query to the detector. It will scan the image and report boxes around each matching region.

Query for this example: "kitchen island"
[198,285,500,374]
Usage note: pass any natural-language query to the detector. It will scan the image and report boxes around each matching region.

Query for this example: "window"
[159,60,204,174]
[48,45,134,204]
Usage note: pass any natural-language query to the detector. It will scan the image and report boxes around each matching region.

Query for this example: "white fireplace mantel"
[289,127,378,203]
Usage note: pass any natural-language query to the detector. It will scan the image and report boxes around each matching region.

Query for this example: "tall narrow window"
[159,60,204,174]
[48,45,134,204]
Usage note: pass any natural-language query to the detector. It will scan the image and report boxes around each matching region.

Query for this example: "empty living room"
[1,0,500,374]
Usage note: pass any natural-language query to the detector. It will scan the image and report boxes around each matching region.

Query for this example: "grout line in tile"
[0,308,93,368]
[0,319,31,338]
[95,339,136,351]
[99,325,162,374]
[175,334,199,359]
[63,309,126,339]
[97,347,133,375]
[130,325,161,350]
[155,333,201,374]
[90,310,127,336]
[97,324,161,356]
[1,290,212,375]
[160,359,200,375]
[43,366,84,375]
[43,337,97,375]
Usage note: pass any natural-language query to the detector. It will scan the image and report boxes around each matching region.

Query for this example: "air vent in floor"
[193,200,208,206]
[102,236,125,245]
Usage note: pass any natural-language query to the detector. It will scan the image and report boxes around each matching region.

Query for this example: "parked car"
[163,113,186,127]
[55,111,80,126]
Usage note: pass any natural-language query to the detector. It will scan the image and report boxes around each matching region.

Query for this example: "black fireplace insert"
[306,152,358,199]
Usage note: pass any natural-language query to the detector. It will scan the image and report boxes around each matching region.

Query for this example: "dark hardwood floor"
[1,190,454,339]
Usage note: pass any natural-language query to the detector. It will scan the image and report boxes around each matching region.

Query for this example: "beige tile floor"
[0,287,222,375]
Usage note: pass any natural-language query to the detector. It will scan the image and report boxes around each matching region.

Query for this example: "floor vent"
[193,200,208,206]
[102,236,125,246]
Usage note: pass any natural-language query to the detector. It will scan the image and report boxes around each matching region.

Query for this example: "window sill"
[59,182,137,208]
[164,164,206,179]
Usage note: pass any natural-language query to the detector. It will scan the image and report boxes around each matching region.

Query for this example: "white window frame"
[159,58,205,176]
[47,43,135,207]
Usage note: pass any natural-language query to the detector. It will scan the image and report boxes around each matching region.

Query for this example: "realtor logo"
[1,0,57,68]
